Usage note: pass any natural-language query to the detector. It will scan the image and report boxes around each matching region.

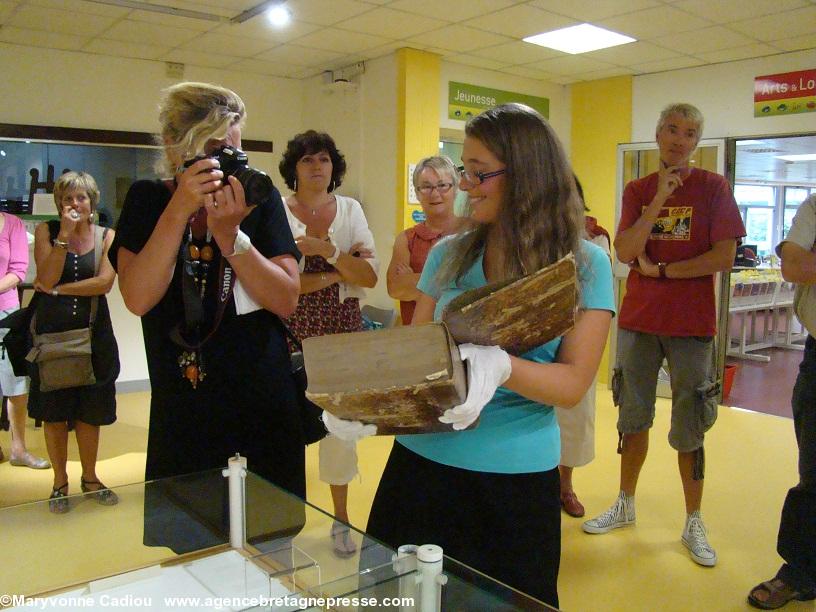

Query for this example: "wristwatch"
[658,262,668,278]
[224,229,251,258]
[326,242,341,265]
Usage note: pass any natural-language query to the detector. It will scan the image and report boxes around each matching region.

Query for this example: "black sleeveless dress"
[28,221,120,425]
[111,180,306,554]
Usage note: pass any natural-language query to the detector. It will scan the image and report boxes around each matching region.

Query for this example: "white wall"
[0,44,302,154]
[440,62,572,151]
[296,55,397,310]
[358,54,398,310]
[632,49,816,142]
[0,43,304,382]
[298,74,363,198]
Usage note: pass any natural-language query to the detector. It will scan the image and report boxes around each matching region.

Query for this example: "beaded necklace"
[171,218,235,390]
[186,225,214,300]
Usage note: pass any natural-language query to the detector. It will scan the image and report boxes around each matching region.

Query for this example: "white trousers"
[318,434,359,485]
[555,379,597,468]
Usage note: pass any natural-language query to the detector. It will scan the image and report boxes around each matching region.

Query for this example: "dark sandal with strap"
[49,483,70,514]
[748,578,816,609]
[80,477,119,506]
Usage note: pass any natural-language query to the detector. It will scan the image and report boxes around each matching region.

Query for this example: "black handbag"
[283,325,327,445]
[0,293,40,377]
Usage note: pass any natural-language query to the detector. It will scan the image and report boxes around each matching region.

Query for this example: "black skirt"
[28,296,119,426]
[365,440,561,608]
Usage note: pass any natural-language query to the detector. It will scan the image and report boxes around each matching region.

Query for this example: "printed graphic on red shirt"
[646,206,693,241]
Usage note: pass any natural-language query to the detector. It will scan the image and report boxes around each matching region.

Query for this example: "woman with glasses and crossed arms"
[387,156,463,325]
[326,104,614,607]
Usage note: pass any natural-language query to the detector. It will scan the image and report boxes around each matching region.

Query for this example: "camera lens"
[236,167,274,204]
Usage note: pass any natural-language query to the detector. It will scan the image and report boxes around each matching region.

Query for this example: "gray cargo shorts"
[612,329,719,452]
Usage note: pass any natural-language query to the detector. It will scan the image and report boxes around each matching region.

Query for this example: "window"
[783,186,813,239]
[735,184,815,254]
[0,139,158,225]
[735,185,775,257]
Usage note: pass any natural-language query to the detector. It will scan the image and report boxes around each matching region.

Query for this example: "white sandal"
[330,520,357,558]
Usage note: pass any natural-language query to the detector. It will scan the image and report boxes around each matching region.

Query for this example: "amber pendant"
[178,350,206,389]
[188,244,200,260]
[200,245,214,262]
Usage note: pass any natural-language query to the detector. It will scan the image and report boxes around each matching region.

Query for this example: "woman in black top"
[110,82,304,503]
[31,171,120,513]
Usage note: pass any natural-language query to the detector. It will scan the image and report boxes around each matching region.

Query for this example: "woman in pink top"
[387,156,462,325]
[0,212,49,469]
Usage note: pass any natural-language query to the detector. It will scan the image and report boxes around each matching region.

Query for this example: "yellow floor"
[0,387,810,611]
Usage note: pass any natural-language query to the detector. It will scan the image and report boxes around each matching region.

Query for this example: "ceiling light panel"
[524,24,635,54]
[775,154,816,162]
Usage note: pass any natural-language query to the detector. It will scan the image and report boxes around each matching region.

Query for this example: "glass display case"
[1,457,553,611]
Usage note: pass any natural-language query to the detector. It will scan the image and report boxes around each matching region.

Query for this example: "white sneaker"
[582,492,635,534]
[682,511,717,567]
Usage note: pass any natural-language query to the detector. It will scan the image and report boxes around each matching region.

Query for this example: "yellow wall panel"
[571,76,632,383]
[396,48,441,233]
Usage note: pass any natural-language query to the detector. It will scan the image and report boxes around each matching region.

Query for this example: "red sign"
[755,69,816,101]
[754,69,816,117]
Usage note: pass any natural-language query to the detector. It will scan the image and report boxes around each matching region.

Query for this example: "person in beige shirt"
[748,193,816,609]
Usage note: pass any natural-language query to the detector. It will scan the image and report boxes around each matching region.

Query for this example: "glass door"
[611,139,726,399]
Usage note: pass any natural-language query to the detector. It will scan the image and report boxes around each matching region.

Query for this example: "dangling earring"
[88,211,95,224]
[329,179,335,193]
[293,177,298,192]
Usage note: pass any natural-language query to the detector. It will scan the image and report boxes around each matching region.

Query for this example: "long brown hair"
[438,103,584,286]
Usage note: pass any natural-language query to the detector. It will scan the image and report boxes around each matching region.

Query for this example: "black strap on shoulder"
[169,204,263,351]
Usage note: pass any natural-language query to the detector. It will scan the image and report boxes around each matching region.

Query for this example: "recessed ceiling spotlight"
[523,23,635,54]
[266,5,290,27]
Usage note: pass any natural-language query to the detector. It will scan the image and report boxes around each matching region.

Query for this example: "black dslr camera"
[184,145,274,204]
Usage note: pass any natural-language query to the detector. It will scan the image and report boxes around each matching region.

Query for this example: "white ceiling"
[0,0,814,83]
[735,135,816,184]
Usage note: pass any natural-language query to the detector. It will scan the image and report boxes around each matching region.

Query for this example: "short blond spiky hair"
[53,171,99,214]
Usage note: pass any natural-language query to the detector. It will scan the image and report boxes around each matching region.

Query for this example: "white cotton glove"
[322,411,377,442]
[439,343,512,431]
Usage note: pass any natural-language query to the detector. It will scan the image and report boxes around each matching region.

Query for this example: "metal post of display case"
[417,544,447,612]
[223,453,247,549]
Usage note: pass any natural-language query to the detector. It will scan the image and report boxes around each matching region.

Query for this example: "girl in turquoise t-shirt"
[328,103,614,607]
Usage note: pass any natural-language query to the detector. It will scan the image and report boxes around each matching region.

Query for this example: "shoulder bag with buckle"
[25,227,107,392]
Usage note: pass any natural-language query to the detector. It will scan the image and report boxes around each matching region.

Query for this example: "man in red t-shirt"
[583,103,745,568]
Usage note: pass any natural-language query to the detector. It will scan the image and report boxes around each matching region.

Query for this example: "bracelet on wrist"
[224,229,251,258]
[53,239,69,250]
[325,242,340,265]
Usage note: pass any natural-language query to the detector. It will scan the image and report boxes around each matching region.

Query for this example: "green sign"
[448,81,549,121]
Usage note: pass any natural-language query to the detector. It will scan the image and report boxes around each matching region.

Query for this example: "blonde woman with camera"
[111,82,305,506]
